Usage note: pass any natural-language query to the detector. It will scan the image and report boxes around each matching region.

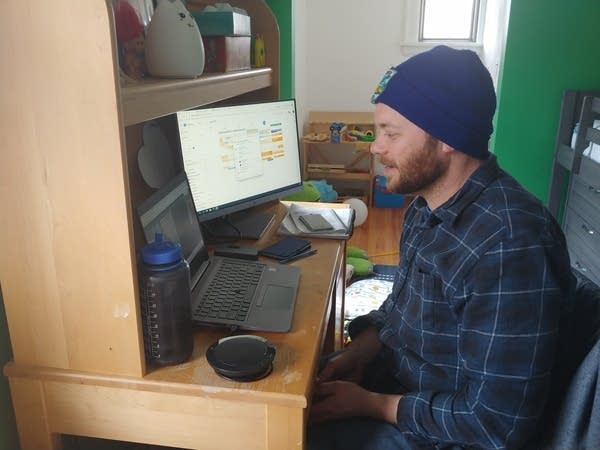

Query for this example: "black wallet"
[259,237,311,260]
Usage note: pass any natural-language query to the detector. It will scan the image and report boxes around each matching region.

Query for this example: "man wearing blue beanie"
[309,46,575,449]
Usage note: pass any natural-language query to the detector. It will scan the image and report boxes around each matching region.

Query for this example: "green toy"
[281,181,320,202]
[347,246,369,259]
[346,256,373,277]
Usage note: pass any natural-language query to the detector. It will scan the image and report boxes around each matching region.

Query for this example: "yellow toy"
[303,132,329,142]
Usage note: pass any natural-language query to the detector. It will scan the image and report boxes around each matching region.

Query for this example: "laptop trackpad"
[257,285,293,309]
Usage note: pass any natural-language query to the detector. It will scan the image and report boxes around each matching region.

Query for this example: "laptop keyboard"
[194,259,266,323]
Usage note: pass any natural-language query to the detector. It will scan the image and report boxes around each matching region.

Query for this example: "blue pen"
[279,248,318,264]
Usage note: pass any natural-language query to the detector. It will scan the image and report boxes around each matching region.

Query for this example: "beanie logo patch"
[371,67,397,104]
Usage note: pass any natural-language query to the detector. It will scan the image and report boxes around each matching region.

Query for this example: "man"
[308,46,575,449]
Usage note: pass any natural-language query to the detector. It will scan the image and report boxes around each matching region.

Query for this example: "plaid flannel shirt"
[349,155,575,449]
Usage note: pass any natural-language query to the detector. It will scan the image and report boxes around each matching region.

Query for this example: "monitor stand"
[202,210,276,242]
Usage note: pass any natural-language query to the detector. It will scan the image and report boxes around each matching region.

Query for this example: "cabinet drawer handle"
[574,261,588,272]
[589,185,600,194]
[581,224,596,235]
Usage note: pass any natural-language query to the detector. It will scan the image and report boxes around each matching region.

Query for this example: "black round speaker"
[206,335,276,382]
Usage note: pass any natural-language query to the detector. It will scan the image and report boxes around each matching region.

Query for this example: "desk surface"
[143,234,344,407]
[5,202,347,450]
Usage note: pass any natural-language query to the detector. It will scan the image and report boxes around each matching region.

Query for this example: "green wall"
[0,289,19,450]
[493,0,600,202]
[264,0,293,99]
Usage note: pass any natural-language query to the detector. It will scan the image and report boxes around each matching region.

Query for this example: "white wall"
[295,0,406,133]
[294,1,509,136]
[293,0,308,135]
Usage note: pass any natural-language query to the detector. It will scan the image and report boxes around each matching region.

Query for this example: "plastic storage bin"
[373,175,404,208]
[202,36,251,72]
[192,10,251,36]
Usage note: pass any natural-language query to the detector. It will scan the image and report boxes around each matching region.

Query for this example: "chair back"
[532,275,600,449]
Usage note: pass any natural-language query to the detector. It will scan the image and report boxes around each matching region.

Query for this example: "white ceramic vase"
[145,0,205,78]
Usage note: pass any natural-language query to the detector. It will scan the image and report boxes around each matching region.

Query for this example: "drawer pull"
[588,185,600,194]
[581,224,596,235]
[574,261,588,272]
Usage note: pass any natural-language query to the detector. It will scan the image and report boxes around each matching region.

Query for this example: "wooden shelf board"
[306,171,371,181]
[120,68,273,126]
[307,111,374,124]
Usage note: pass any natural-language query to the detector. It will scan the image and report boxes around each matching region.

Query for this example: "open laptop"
[137,172,301,332]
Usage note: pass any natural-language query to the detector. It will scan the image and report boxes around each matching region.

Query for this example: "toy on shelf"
[345,128,375,142]
[253,35,266,68]
[303,132,329,142]
[114,0,147,80]
[329,122,345,144]
[145,0,205,78]
[303,111,375,206]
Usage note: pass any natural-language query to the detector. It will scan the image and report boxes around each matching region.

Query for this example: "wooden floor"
[347,201,409,266]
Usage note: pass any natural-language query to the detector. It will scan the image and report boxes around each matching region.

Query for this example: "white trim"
[402,0,487,57]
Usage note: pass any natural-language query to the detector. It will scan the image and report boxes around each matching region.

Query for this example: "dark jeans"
[307,350,430,450]
[307,417,420,450]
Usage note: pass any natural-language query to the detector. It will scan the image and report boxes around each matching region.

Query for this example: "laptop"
[137,172,301,332]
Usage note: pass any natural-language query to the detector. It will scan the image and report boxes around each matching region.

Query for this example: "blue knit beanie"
[371,45,496,159]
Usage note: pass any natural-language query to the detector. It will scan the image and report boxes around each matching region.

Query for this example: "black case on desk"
[259,237,311,260]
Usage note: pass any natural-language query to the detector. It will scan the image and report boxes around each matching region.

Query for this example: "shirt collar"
[413,154,503,226]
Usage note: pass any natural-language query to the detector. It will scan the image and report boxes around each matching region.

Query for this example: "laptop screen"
[137,172,209,287]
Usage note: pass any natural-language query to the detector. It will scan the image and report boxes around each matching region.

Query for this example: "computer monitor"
[176,99,303,240]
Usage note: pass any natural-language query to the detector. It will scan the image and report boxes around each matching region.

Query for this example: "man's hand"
[318,326,382,383]
[310,380,401,424]
[317,349,366,384]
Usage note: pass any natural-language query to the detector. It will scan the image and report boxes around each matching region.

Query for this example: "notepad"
[298,213,334,232]
[277,203,355,239]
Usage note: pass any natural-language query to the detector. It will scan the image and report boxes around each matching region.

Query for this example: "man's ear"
[439,142,456,154]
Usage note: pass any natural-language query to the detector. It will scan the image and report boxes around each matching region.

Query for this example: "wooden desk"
[5,206,346,450]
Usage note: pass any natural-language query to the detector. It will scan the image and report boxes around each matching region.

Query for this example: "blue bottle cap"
[140,233,183,266]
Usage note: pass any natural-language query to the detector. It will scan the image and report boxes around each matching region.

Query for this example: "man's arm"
[310,380,401,424]
[318,325,382,383]
[393,240,574,449]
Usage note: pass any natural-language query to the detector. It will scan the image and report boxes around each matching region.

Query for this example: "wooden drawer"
[576,155,600,189]
[564,206,600,254]
[567,178,600,231]
[566,237,600,286]
[564,208,600,285]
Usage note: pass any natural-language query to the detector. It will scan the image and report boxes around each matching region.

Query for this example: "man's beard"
[385,135,447,195]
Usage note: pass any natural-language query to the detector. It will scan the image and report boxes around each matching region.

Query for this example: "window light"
[420,0,481,42]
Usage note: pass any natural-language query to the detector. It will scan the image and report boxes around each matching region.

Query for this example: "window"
[401,0,508,87]
[420,0,481,42]
[402,0,488,55]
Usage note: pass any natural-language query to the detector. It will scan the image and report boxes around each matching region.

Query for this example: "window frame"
[402,0,488,56]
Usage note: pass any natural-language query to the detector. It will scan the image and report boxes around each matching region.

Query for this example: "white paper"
[278,203,354,238]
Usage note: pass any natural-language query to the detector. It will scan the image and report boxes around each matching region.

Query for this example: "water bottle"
[138,233,193,366]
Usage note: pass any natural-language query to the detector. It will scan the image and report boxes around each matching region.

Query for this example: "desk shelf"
[121,68,273,125]
[1,0,280,386]
[1,2,350,448]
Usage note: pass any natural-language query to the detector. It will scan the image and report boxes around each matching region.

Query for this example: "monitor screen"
[176,99,302,240]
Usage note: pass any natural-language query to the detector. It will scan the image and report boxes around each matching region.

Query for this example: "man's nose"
[370,137,382,155]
